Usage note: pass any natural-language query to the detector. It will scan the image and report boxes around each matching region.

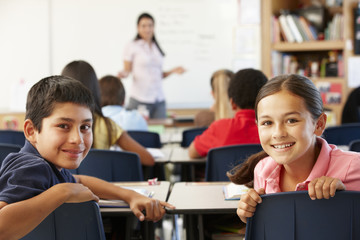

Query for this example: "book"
[286,14,304,43]
[223,183,249,200]
[278,15,295,43]
[99,187,153,207]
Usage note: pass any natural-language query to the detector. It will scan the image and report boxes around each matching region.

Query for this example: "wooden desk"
[100,181,171,240]
[166,182,238,240]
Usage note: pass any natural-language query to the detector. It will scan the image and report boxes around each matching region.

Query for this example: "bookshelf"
[261,0,358,125]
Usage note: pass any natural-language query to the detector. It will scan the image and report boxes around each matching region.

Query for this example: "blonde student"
[228,74,360,223]
[0,76,174,239]
[62,60,154,166]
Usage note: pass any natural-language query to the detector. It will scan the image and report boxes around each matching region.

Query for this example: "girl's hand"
[129,194,175,222]
[308,176,346,200]
[237,188,265,223]
[171,66,186,74]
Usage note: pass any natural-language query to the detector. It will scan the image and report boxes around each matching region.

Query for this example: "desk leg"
[141,222,154,240]
[172,214,181,240]
[197,214,204,240]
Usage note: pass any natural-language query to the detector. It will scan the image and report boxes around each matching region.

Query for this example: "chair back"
[205,144,263,181]
[127,130,162,148]
[22,201,105,240]
[245,191,360,240]
[0,143,21,166]
[76,149,143,181]
[322,123,360,145]
[181,127,207,147]
[349,139,360,152]
[0,130,26,146]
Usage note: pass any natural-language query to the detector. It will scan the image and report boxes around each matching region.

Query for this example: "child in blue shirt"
[0,76,174,239]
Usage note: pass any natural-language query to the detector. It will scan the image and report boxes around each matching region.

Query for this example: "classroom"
[1,0,360,240]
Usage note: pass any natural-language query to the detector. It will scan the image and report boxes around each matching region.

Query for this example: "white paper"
[348,57,360,88]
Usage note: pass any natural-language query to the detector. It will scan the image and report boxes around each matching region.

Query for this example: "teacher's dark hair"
[135,12,165,56]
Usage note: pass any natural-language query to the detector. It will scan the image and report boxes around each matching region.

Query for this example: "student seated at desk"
[228,74,360,224]
[99,75,148,131]
[194,69,234,127]
[188,68,268,158]
[0,76,174,239]
[62,60,154,166]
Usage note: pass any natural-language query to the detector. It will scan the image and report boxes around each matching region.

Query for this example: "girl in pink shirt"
[228,74,360,223]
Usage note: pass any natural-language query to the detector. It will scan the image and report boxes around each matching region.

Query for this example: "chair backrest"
[75,149,144,181]
[127,130,162,148]
[181,127,207,147]
[322,123,360,145]
[205,144,263,181]
[245,191,360,240]
[0,143,22,166]
[22,201,106,240]
[349,139,360,152]
[0,130,26,147]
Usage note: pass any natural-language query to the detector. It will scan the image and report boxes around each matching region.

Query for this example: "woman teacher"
[118,12,185,119]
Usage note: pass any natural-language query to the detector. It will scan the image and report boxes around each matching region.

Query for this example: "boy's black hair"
[228,68,268,109]
[26,75,95,132]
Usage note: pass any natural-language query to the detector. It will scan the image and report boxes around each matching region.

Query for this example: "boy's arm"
[188,141,202,159]
[0,183,98,240]
[75,175,175,222]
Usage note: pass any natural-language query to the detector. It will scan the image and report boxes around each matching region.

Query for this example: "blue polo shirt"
[0,141,75,204]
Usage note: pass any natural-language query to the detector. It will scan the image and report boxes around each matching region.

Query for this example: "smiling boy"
[0,76,173,239]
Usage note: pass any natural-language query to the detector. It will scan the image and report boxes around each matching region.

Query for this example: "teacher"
[118,12,185,119]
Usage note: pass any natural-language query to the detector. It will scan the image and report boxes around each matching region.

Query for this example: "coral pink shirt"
[254,137,360,193]
[194,109,260,156]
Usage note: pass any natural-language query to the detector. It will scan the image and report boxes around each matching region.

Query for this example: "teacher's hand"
[172,66,186,74]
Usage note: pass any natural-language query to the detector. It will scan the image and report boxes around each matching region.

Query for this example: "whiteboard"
[51,0,238,108]
[0,0,260,111]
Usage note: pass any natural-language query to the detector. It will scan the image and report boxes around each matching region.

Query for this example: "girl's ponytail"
[227,151,268,188]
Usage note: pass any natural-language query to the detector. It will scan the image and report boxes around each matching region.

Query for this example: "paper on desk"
[147,148,165,159]
[223,183,249,200]
[99,187,152,207]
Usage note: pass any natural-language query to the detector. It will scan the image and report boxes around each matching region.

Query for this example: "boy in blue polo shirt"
[0,76,174,239]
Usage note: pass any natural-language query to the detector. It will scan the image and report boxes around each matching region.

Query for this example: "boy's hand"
[129,194,175,222]
[308,176,346,200]
[237,188,265,223]
[57,183,99,203]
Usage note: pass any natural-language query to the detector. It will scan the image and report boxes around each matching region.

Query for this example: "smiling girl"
[228,74,360,223]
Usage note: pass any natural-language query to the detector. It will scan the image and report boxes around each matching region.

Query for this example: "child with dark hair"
[0,76,174,239]
[188,68,268,158]
[228,74,360,223]
[99,75,148,131]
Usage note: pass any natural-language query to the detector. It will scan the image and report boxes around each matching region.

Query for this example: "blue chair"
[0,143,21,166]
[180,127,207,147]
[74,149,143,181]
[245,191,360,240]
[127,130,165,180]
[22,201,105,240]
[349,139,360,152]
[127,130,162,148]
[205,144,263,181]
[322,123,360,145]
[0,130,26,146]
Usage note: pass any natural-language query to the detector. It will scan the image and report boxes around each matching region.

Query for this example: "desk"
[166,182,238,240]
[100,181,171,240]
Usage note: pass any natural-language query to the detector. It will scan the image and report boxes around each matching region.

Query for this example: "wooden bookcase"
[261,0,359,125]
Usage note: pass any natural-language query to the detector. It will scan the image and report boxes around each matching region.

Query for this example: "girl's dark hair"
[228,74,323,187]
[134,13,165,56]
[61,60,116,146]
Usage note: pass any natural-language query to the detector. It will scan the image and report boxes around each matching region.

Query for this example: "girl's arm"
[118,61,132,79]
[117,131,155,166]
[75,175,175,222]
[308,176,346,200]
[237,188,265,223]
[0,183,98,240]
[163,66,186,78]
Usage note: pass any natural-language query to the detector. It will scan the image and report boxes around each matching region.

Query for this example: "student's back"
[99,75,148,131]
